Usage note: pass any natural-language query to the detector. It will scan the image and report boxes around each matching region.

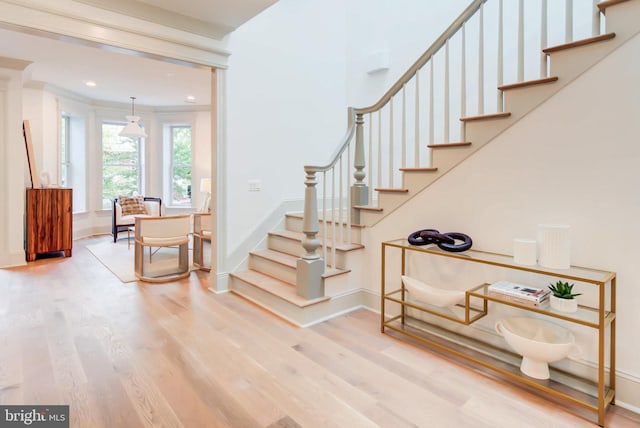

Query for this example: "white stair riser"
[604,1,640,41]
[463,116,516,150]
[285,215,362,243]
[548,41,620,83]
[502,82,560,116]
[377,192,411,213]
[268,234,301,257]
[402,172,440,192]
[267,234,348,269]
[249,255,296,285]
[358,209,383,227]
[430,146,475,172]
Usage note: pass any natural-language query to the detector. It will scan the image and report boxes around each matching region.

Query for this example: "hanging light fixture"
[119,96,147,138]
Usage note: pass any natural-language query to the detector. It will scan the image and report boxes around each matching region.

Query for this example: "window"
[60,114,70,187]
[102,121,142,209]
[170,125,192,206]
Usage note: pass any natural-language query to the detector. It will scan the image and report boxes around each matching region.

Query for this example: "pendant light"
[119,96,147,138]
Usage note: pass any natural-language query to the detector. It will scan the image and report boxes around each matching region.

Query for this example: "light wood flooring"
[1,236,639,428]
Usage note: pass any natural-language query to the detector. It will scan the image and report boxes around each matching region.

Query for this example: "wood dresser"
[25,188,73,261]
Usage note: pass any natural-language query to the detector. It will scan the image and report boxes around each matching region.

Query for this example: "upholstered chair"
[133,214,191,282]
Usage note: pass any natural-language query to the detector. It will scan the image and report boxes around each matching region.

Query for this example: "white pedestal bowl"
[495,317,578,380]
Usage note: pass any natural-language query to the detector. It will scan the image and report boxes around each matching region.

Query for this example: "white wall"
[363,33,640,404]
[225,0,349,256]
[345,0,468,107]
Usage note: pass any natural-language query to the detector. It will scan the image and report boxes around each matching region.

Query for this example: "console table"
[381,238,616,426]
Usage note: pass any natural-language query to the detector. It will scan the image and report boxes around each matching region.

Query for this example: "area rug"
[87,238,209,283]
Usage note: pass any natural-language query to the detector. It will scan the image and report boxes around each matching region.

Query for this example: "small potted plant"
[548,280,582,313]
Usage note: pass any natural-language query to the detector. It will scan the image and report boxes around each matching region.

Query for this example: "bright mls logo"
[0,406,69,428]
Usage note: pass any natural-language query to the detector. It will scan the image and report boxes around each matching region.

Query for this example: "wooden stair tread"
[460,112,511,122]
[543,33,616,54]
[427,141,472,148]
[285,212,366,228]
[499,76,559,91]
[598,0,631,14]
[269,230,365,251]
[230,270,329,308]
[353,205,383,212]
[399,167,438,172]
[374,188,409,193]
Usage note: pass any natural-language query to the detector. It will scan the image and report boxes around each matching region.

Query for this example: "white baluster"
[402,84,407,168]
[377,110,382,191]
[368,113,373,203]
[445,39,450,143]
[518,0,524,82]
[461,24,467,140]
[389,99,394,187]
[414,72,420,167]
[497,0,504,112]
[331,165,335,269]
[346,144,351,244]
[322,171,327,264]
[565,0,573,43]
[338,154,343,249]
[592,0,600,37]
[478,3,484,115]
[541,0,548,78]
[429,60,434,166]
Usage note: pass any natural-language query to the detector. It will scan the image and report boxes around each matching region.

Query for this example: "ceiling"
[0,0,277,107]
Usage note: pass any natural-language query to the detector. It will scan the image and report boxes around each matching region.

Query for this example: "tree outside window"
[171,125,192,206]
[102,122,141,208]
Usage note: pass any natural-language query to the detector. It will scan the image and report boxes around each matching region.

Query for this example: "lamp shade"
[200,178,211,193]
[119,115,147,138]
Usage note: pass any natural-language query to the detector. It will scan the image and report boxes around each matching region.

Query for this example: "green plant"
[548,281,582,300]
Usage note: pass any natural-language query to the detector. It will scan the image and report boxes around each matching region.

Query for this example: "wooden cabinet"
[25,188,73,261]
[381,239,615,426]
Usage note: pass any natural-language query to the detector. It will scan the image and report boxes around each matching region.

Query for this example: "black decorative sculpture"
[408,228,472,252]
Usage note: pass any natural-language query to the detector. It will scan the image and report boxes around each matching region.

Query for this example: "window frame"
[60,114,71,188]
[168,124,193,207]
[100,119,144,209]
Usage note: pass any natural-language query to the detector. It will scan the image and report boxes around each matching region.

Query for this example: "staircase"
[229,213,365,326]
[229,0,640,326]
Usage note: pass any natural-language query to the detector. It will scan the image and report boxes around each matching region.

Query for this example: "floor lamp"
[200,178,211,213]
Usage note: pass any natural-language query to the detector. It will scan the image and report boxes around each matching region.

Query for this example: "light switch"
[248,179,261,192]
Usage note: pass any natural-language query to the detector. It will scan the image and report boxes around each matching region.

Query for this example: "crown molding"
[74,0,234,40]
[0,0,231,68]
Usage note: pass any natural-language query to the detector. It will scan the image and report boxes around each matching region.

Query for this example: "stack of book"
[488,281,551,307]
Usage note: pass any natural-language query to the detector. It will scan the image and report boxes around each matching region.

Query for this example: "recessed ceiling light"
[84,80,96,87]
[185,95,196,103]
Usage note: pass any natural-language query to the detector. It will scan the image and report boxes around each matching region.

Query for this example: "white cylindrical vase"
[538,224,571,269]
[513,238,537,265]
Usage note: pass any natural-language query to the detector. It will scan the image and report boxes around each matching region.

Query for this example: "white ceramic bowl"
[495,316,578,379]
[401,275,465,308]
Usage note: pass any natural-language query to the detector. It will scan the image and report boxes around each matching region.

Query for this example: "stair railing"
[297,0,605,299]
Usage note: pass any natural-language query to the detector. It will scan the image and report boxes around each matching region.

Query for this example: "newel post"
[296,167,325,299]
[351,112,368,223]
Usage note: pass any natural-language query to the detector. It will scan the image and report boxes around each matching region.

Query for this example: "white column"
[0,58,31,267]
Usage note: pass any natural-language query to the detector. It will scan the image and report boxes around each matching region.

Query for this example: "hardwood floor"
[1,236,638,427]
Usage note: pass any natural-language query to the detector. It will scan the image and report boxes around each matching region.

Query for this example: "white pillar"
[0,58,31,267]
